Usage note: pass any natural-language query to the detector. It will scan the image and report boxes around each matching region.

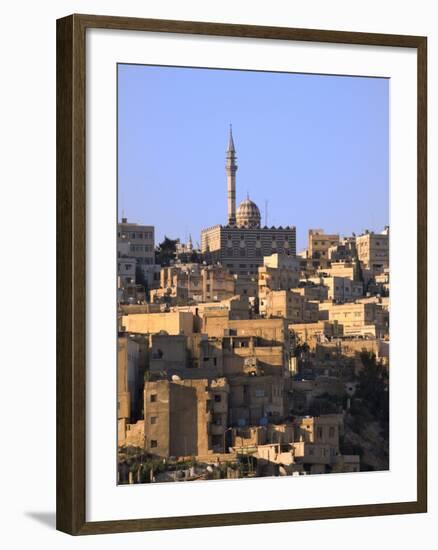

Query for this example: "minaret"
[226,125,238,225]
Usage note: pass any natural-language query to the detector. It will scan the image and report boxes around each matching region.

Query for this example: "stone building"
[318,301,388,337]
[147,328,290,380]
[308,275,363,302]
[177,295,250,322]
[117,254,137,288]
[143,378,229,457]
[218,335,287,377]
[328,237,357,262]
[292,282,329,302]
[151,263,235,305]
[202,316,291,346]
[289,321,344,349]
[201,128,296,275]
[308,229,340,260]
[117,218,160,288]
[148,332,223,380]
[117,335,140,422]
[258,253,300,312]
[202,317,294,376]
[283,415,359,474]
[321,260,359,281]
[121,310,194,336]
[262,289,319,323]
[356,228,389,272]
[231,415,360,475]
[228,375,286,427]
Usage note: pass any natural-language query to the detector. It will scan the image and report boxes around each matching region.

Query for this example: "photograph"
[116,63,390,485]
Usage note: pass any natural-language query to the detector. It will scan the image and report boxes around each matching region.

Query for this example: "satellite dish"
[171,374,182,381]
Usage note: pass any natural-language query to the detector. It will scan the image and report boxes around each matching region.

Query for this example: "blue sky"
[118,64,389,252]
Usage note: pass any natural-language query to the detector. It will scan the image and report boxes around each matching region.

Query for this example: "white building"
[117,218,160,289]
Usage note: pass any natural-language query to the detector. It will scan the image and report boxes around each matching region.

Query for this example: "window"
[317,427,323,440]
[150,440,158,448]
[150,416,158,424]
[329,427,335,438]
[214,394,221,403]
[150,393,157,402]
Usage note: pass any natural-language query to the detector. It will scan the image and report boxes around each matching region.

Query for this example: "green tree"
[356,351,389,425]
[189,250,201,263]
[155,236,178,266]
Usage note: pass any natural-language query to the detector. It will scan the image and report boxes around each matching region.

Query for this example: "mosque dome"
[236,197,261,228]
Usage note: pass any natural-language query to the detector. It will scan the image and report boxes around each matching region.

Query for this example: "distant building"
[117,256,137,287]
[308,229,340,260]
[121,310,194,336]
[318,301,388,337]
[321,261,359,281]
[328,236,357,262]
[151,263,235,304]
[307,275,363,302]
[118,218,160,288]
[258,253,301,314]
[175,235,200,262]
[289,321,344,348]
[356,228,389,272]
[263,289,319,323]
[201,128,296,275]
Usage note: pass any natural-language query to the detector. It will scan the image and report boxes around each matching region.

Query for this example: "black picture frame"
[57,13,427,535]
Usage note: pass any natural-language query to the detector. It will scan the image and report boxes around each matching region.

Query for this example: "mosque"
[201,127,296,275]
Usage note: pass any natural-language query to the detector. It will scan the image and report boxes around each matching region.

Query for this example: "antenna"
[265,200,269,226]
